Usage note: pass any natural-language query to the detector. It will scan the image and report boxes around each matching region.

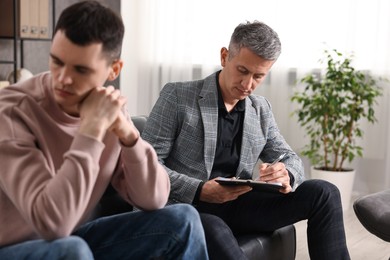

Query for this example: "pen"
[237,153,287,180]
[267,153,287,167]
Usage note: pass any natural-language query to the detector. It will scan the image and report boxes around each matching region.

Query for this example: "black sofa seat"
[353,189,390,242]
[237,225,296,260]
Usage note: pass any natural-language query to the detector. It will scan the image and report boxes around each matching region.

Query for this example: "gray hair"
[228,21,281,61]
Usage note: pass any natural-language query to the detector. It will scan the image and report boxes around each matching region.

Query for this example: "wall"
[0,0,121,86]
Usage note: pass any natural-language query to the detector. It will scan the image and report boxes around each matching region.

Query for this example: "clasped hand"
[78,86,139,145]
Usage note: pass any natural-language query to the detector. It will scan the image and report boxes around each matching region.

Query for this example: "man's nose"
[241,75,254,90]
[58,67,73,85]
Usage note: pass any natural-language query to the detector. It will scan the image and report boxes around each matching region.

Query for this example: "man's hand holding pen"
[258,153,292,194]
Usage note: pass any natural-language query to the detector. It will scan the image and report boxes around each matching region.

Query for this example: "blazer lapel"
[236,98,260,177]
[199,74,219,175]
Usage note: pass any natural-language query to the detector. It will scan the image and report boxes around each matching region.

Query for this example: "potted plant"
[291,49,383,210]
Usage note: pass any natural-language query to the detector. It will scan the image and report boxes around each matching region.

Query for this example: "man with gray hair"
[142,21,350,259]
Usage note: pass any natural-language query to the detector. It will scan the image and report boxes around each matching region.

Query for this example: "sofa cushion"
[237,225,296,260]
[353,190,390,242]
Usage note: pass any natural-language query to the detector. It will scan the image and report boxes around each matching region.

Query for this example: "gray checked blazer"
[142,72,305,205]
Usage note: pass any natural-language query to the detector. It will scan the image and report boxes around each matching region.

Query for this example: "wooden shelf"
[0,0,55,83]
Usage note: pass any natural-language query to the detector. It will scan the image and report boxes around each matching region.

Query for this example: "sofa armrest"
[353,189,390,242]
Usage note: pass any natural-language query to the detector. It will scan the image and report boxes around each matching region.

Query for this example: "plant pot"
[310,166,356,211]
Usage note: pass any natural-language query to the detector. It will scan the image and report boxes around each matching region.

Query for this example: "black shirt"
[193,72,245,205]
[210,73,245,179]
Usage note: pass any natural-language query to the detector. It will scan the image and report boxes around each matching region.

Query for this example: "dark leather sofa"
[353,189,390,242]
[94,116,297,260]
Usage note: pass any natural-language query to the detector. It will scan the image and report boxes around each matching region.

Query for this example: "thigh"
[0,236,93,260]
[199,213,247,260]
[199,179,334,234]
[74,204,204,260]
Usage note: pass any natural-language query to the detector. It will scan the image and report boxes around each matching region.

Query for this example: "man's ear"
[108,59,123,81]
[220,47,228,67]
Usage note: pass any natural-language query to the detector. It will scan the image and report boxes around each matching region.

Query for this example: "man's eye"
[76,68,89,74]
[238,68,247,74]
[52,59,63,66]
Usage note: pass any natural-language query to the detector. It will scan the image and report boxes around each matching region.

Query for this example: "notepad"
[215,177,283,192]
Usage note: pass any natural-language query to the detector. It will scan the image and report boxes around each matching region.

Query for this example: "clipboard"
[215,177,283,192]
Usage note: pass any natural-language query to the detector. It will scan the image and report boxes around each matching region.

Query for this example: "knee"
[199,213,236,242]
[166,204,202,225]
[199,213,230,233]
[52,236,93,260]
[301,179,342,206]
[164,204,204,235]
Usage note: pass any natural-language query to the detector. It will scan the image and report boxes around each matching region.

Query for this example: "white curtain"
[121,0,390,195]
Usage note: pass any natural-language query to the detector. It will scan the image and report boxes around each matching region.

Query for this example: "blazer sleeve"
[255,97,305,189]
[142,83,204,204]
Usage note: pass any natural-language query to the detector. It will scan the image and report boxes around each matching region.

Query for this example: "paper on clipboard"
[215,177,283,192]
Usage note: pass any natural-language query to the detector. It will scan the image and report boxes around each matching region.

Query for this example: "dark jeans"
[199,213,248,260]
[198,179,351,260]
[0,204,209,260]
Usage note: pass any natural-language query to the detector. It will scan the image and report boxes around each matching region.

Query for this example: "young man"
[0,1,208,259]
[142,21,351,259]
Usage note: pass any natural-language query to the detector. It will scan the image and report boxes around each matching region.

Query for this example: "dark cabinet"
[0,0,55,83]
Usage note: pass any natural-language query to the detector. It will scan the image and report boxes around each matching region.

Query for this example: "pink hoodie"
[0,72,170,246]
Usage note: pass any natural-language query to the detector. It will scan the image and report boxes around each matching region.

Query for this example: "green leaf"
[290,48,384,171]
